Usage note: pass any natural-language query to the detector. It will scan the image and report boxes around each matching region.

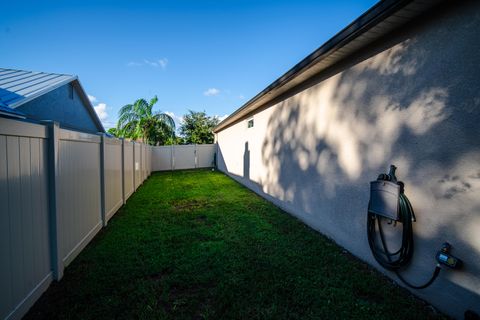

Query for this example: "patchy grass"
[26,169,445,319]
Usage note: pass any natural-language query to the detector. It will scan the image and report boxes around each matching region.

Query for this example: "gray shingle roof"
[0,68,76,109]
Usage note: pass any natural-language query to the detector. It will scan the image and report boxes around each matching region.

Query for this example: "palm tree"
[107,127,119,137]
[116,96,175,145]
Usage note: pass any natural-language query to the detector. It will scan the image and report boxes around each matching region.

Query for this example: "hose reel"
[367,165,462,289]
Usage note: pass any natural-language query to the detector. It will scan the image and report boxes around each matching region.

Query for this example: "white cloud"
[143,58,168,69]
[102,120,116,130]
[204,88,220,96]
[144,59,157,67]
[165,111,177,121]
[216,114,229,121]
[87,94,97,103]
[238,95,245,100]
[94,103,108,121]
[89,94,113,128]
[127,61,142,67]
[165,111,184,128]
[127,58,168,69]
[158,58,168,69]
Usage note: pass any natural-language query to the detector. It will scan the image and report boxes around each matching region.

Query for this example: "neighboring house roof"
[0,101,26,119]
[0,68,105,132]
[214,0,445,133]
[0,68,76,108]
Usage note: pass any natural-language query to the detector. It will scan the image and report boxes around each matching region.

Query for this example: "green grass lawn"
[26,169,445,319]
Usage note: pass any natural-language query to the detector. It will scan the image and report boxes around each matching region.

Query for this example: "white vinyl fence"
[123,141,134,200]
[0,120,50,320]
[103,137,123,223]
[152,144,216,171]
[134,143,141,190]
[0,117,152,320]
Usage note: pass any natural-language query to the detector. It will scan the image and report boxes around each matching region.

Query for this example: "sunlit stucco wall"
[216,1,480,318]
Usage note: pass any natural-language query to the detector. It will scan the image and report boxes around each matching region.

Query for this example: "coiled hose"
[367,175,441,289]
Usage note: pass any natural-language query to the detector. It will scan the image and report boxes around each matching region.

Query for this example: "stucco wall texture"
[216,1,480,318]
[17,84,99,133]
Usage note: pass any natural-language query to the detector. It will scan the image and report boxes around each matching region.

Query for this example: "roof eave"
[72,79,106,133]
[214,0,443,133]
[0,111,26,119]
[8,75,78,109]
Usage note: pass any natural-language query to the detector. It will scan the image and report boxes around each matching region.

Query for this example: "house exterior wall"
[15,84,100,133]
[216,1,480,318]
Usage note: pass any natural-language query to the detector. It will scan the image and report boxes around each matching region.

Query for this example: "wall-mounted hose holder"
[367,165,462,289]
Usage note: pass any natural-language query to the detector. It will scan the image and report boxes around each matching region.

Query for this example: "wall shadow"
[219,1,480,318]
[243,141,250,180]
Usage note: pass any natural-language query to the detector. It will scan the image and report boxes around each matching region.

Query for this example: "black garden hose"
[367,176,440,289]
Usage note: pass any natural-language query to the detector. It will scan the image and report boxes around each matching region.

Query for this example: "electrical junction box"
[369,180,400,221]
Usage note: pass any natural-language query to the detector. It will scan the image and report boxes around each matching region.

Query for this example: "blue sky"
[0,0,377,129]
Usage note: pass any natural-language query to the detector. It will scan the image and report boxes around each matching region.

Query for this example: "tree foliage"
[179,110,219,144]
[116,96,175,145]
[107,127,118,136]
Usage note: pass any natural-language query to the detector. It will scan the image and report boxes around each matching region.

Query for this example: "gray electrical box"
[369,180,400,221]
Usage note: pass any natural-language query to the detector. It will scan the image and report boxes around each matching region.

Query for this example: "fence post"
[132,142,135,190]
[100,134,107,227]
[194,144,198,168]
[45,121,64,280]
[139,143,142,184]
[140,143,142,182]
[121,139,126,205]
[134,141,138,190]
[171,144,174,171]
[141,143,144,180]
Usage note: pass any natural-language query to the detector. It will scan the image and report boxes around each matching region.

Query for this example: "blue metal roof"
[0,103,26,118]
[0,68,105,132]
[0,68,76,109]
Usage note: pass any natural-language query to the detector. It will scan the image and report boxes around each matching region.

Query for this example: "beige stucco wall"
[216,1,480,318]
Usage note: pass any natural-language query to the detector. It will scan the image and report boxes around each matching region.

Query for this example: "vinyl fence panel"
[149,147,152,175]
[196,144,216,168]
[145,145,150,176]
[142,144,146,182]
[0,118,155,320]
[57,129,102,267]
[151,144,216,171]
[152,146,173,171]
[134,143,141,190]
[123,140,134,201]
[146,146,151,176]
[173,145,196,170]
[147,146,151,176]
[104,137,123,222]
[0,119,52,320]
